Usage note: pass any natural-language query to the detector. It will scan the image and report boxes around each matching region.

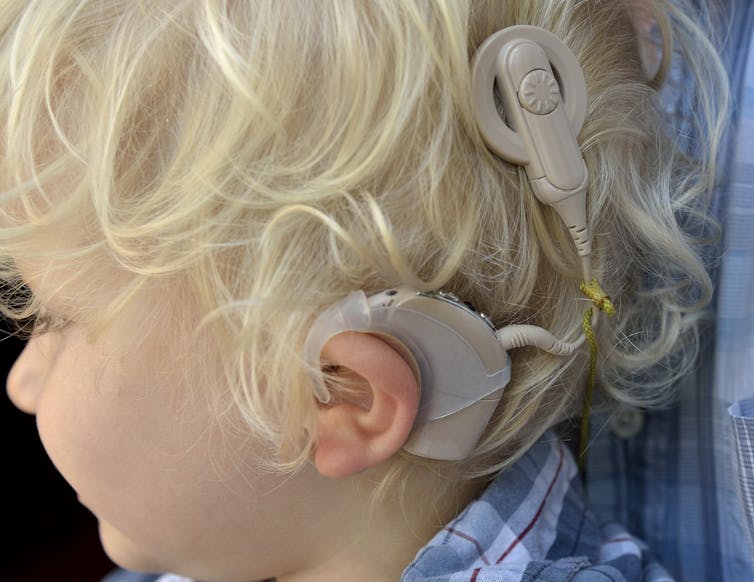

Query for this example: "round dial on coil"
[518,69,560,115]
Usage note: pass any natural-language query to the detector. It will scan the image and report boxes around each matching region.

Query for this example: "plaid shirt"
[402,434,672,582]
[586,2,754,581]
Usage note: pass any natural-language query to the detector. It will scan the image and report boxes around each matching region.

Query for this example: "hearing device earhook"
[304,287,511,461]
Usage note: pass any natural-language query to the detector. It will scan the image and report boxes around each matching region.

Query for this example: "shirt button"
[610,407,644,438]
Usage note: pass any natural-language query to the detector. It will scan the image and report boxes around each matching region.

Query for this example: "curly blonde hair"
[0,0,728,486]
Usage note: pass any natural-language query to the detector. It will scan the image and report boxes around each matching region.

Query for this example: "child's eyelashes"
[9,282,75,336]
[33,308,74,335]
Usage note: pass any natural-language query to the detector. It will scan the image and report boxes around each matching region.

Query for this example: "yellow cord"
[577,279,615,477]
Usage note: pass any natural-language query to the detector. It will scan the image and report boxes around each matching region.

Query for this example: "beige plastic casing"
[471,25,591,257]
[303,288,511,461]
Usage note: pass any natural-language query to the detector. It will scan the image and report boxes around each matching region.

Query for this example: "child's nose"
[6,336,51,415]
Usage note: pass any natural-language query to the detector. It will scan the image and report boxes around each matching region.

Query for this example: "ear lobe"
[313,331,420,479]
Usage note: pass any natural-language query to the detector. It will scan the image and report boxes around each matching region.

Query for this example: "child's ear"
[313,331,420,479]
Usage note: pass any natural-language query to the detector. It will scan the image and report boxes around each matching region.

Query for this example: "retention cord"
[577,279,616,477]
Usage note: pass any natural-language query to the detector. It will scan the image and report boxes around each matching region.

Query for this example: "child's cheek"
[33,347,114,500]
[31,336,141,508]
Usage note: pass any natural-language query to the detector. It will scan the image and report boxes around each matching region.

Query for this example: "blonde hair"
[0,0,728,485]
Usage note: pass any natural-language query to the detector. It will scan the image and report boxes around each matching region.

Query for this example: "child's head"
[1,0,726,580]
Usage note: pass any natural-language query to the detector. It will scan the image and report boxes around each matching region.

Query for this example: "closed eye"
[33,307,74,335]
[3,280,76,338]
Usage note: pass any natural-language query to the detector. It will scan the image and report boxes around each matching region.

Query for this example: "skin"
[6,259,482,581]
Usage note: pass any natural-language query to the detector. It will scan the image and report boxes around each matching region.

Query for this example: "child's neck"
[275,466,486,582]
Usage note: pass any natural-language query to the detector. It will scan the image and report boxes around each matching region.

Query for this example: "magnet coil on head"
[470,25,587,165]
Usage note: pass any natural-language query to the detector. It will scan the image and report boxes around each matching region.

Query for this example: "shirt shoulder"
[402,434,673,582]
